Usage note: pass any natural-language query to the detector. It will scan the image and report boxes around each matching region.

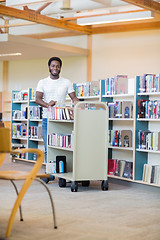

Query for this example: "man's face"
[49,60,61,78]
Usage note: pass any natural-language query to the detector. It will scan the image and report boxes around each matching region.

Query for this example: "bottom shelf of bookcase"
[135,180,160,188]
[107,175,133,182]
[12,157,46,166]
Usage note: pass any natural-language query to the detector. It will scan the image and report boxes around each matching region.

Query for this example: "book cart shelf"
[100,79,135,183]
[47,101,108,192]
[11,88,44,164]
[135,75,160,187]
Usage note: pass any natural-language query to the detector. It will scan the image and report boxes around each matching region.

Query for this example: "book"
[114,159,121,176]
[21,125,27,138]
[122,161,133,179]
[115,75,128,94]
[67,107,74,120]
[122,101,133,118]
[138,100,147,118]
[90,81,99,96]
[121,130,132,147]
[108,159,116,175]
[119,160,126,177]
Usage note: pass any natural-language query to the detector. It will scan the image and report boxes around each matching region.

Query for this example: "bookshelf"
[101,77,135,182]
[47,102,108,192]
[11,88,44,164]
[100,74,160,187]
[135,75,160,187]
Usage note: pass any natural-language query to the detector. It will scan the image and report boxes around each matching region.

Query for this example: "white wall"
[92,29,160,81]
[7,56,87,91]
[1,29,160,91]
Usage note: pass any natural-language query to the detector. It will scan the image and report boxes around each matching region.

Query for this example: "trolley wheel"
[71,181,78,192]
[101,180,108,191]
[59,178,66,188]
[82,180,90,187]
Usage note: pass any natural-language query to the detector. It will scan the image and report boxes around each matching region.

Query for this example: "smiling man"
[36,56,79,163]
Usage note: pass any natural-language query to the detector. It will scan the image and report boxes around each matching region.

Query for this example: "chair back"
[0,128,11,153]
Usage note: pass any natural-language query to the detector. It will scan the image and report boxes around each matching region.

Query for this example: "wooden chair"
[0,128,57,238]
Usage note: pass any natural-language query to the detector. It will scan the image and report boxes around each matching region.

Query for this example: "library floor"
[0,155,160,240]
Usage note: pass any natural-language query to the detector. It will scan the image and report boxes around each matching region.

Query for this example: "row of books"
[48,133,72,149]
[109,130,132,148]
[29,106,42,119]
[13,90,28,101]
[108,101,133,118]
[73,81,100,97]
[13,108,27,120]
[29,125,42,139]
[104,75,128,95]
[12,123,27,138]
[48,106,74,120]
[139,74,160,93]
[138,130,160,151]
[108,159,133,179]
[138,100,160,119]
[143,164,160,184]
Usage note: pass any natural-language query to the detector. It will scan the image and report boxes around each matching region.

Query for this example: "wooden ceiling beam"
[20,30,85,39]
[0,5,92,34]
[92,18,160,34]
[122,0,160,14]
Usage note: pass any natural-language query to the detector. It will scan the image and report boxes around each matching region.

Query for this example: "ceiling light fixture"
[60,0,73,11]
[0,53,22,57]
[77,11,154,25]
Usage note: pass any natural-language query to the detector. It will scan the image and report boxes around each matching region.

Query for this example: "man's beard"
[49,68,60,78]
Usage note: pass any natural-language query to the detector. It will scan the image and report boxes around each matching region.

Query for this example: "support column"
[87,35,92,82]
[2,61,11,128]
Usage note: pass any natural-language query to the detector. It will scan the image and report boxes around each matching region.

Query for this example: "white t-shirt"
[36,76,74,118]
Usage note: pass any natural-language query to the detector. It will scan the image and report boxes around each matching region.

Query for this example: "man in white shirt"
[36,57,79,165]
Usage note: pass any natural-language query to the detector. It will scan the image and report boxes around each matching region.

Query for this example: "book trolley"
[47,101,108,192]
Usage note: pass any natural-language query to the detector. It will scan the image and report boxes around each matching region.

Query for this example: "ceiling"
[0,0,160,61]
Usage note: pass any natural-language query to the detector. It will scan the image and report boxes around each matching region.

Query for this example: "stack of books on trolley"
[48,133,72,149]
[108,159,133,179]
[138,100,160,119]
[108,101,133,118]
[138,130,160,151]
[139,74,160,93]
[48,105,74,120]
[143,164,160,185]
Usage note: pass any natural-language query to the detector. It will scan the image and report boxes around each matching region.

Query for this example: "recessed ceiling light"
[0,53,22,57]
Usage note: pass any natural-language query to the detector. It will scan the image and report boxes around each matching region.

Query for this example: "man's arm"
[69,92,79,103]
[36,91,56,107]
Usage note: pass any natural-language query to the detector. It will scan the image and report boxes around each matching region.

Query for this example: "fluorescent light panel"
[77,11,153,25]
[0,53,22,57]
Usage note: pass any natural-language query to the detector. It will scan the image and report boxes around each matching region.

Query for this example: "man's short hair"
[48,57,62,68]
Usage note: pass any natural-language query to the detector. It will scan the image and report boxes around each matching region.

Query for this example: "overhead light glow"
[77,11,154,25]
[0,53,22,57]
